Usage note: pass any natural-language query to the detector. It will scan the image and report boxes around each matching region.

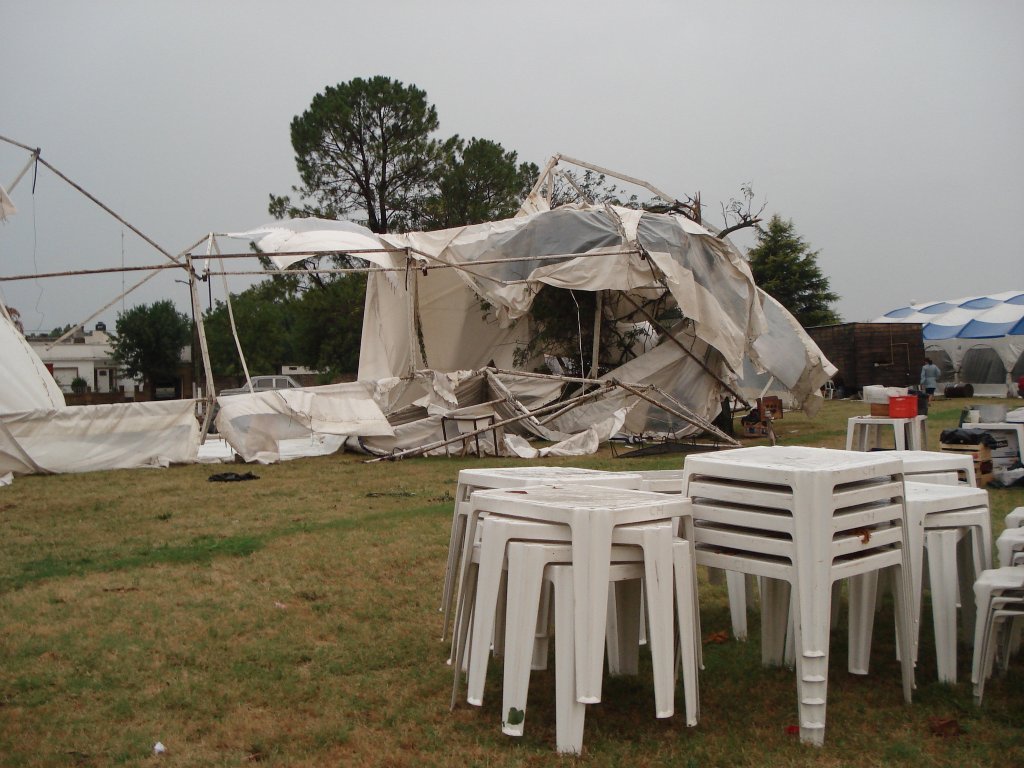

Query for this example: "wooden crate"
[939,443,994,483]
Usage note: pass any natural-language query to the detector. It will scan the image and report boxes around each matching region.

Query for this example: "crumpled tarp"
[215,381,394,463]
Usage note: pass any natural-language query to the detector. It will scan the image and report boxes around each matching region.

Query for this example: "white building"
[28,322,137,396]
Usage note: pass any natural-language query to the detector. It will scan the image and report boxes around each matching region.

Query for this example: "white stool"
[464,514,677,716]
[846,415,927,452]
[499,538,700,753]
[441,468,643,643]
[848,482,992,683]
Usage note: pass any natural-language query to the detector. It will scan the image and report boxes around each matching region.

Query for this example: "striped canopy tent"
[873,291,1024,396]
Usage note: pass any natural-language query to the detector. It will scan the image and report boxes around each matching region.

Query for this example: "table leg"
[571,513,614,704]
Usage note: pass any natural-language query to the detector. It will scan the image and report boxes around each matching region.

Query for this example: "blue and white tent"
[873,291,1024,396]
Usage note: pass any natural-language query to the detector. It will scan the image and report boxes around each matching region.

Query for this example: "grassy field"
[1,398,1022,767]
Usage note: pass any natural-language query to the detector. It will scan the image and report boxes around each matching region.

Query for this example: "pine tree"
[746,215,841,327]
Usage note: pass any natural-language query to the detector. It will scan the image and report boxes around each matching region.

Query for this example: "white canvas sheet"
[0,313,66,414]
[215,381,394,463]
[0,399,199,474]
[744,290,836,416]
[371,206,768,379]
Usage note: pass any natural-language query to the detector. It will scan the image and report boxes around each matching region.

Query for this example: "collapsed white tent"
[0,310,203,476]
[369,205,832,422]
[2,135,836,469]
[873,291,1024,396]
[222,204,834,459]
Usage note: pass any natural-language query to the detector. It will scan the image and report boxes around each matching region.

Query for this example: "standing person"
[920,357,941,401]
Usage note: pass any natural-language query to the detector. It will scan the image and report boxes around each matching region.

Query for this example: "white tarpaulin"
[226,218,402,285]
[0,400,199,475]
[373,205,766,378]
[345,205,832,442]
[0,312,66,414]
[215,381,394,463]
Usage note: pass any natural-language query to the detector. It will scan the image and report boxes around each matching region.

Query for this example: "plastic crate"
[888,396,918,418]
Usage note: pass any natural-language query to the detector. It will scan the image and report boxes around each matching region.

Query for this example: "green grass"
[0,398,1021,766]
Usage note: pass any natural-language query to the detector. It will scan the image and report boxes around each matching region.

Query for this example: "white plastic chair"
[970,566,1024,701]
[997,527,1024,568]
[973,600,1024,705]
[1005,507,1024,529]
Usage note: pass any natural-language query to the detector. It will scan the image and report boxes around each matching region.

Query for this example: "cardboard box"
[870,403,889,417]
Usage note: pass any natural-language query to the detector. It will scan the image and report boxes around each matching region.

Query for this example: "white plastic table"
[682,445,913,746]
[846,415,927,451]
[468,484,693,704]
[890,449,977,486]
[441,467,643,641]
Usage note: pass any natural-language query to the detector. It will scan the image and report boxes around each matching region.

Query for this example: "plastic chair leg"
[726,570,749,641]
[890,562,916,703]
[759,577,789,667]
[926,529,961,683]
[500,545,551,735]
[550,566,587,754]
[673,539,700,726]
[606,581,641,676]
[440,505,468,639]
[847,570,880,675]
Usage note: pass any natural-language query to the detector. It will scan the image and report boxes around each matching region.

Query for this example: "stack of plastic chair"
[971,566,1024,704]
[682,445,914,746]
[450,484,698,753]
[997,506,1024,567]
[1005,506,1024,529]
[849,481,991,684]
[440,467,642,643]
[996,527,1024,567]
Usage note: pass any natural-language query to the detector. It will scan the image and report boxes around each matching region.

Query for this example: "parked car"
[218,375,300,397]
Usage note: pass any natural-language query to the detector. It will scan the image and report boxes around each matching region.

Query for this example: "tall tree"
[417,138,538,229]
[746,215,841,327]
[110,300,192,397]
[269,76,456,234]
[291,275,366,377]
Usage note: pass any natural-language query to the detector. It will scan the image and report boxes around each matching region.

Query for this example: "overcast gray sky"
[2,0,1021,334]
